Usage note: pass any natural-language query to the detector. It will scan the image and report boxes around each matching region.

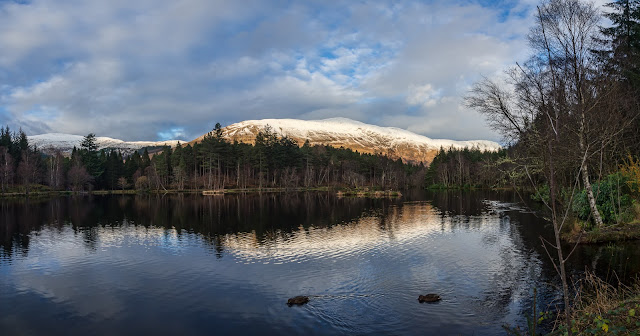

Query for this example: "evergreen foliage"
[0,125,426,192]
[573,173,634,225]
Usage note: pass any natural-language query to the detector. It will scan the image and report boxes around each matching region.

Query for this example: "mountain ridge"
[27,118,500,164]
[192,118,501,164]
[28,133,184,155]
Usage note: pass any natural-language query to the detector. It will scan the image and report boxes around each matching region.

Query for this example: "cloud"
[406,84,441,108]
[0,0,608,142]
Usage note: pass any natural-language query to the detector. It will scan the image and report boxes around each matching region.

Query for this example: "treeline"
[425,147,508,189]
[463,1,640,331]
[464,0,640,227]
[428,0,640,224]
[150,124,426,191]
[0,124,426,194]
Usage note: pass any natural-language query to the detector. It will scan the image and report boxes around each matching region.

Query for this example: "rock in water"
[287,296,310,306]
[418,294,441,303]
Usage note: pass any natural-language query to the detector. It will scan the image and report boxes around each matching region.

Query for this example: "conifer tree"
[599,0,640,84]
[79,134,103,184]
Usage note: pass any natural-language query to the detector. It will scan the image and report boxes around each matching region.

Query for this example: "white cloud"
[406,84,441,107]
[0,0,550,142]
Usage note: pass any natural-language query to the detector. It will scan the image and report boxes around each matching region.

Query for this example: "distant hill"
[191,118,501,164]
[28,133,183,155]
[28,118,500,164]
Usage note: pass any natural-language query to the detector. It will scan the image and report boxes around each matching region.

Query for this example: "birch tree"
[465,1,632,333]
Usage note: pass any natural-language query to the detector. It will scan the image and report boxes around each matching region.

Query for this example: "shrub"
[135,176,150,191]
[573,173,632,225]
[530,184,550,204]
[620,155,640,194]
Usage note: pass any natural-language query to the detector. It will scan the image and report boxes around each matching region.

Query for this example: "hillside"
[28,133,183,155]
[191,118,501,164]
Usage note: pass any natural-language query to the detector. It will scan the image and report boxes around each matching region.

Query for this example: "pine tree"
[79,134,103,184]
[600,0,640,84]
[598,0,640,155]
[0,126,12,148]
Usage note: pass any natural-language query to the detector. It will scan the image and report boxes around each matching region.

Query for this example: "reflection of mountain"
[221,203,447,263]
[0,194,394,256]
[0,193,519,262]
[0,193,551,332]
[2,193,638,287]
[1,193,638,278]
[2,193,640,335]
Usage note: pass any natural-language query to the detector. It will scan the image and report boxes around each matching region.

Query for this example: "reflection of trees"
[427,190,488,217]
[0,193,395,258]
[426,191,572,322]
[1,191,637,304]
[1,197,70,257]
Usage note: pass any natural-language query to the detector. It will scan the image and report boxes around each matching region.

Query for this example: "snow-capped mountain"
[193,118,501,164]
[28,133,184,155]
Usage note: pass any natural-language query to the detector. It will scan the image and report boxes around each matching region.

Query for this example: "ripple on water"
[3,194,634,336]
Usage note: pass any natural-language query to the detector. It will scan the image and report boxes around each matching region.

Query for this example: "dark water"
[0,191,638,335]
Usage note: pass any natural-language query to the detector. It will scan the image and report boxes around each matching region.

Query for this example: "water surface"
[1,192,638,335]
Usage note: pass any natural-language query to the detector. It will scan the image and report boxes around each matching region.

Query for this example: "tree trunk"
[581,163,604,227]
[548,141,573,336]
[579,115,604,227]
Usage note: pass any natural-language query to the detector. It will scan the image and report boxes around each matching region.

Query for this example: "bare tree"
[532,0,606,227]
[47,150,65,190]
[68,160,92,192]
[117,177,129,192]
[0,146,13,194]
[135,175,150,191]
[464,1,633,333]
[18,149,40,196]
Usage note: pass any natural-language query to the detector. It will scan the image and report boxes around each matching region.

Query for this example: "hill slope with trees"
[0,124,428,194]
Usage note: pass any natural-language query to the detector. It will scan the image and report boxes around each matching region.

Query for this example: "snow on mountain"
[193,118,501,164]
[28,133,184,155]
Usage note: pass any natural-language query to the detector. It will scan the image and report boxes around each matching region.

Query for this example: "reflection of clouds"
[222,203,447,264]
[1,194,636,336]
[9,230,102,318]
[1,198,551,334]
[4,223,200,320]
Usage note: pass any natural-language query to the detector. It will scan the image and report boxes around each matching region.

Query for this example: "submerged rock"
[287,296,310,306]
[418,294,441,303]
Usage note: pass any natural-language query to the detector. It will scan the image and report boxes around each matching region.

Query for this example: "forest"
[424,0,640,230]
[459,0,640,333]
[0,124,426,195]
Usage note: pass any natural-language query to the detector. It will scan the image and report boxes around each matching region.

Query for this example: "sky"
[0,0,609,142]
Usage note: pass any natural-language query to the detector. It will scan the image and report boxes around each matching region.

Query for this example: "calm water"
[1,191,638,335]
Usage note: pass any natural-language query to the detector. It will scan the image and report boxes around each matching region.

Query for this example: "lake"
[1,191,638,335]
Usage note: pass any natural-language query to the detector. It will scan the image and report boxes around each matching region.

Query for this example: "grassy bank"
[426,184,518,192]
[336,189,402,198]
[0,186,348,198]
[563,222,640,244]
[552,273,640,335]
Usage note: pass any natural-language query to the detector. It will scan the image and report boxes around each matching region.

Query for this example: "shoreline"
[562,222,640,244]
[4,188,639,243]
[0,186,404,198]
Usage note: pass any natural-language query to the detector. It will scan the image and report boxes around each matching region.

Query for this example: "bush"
[530,184,550,204]
[620,155,640,194]
[135,176,150,191]
[573,173,632,225]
